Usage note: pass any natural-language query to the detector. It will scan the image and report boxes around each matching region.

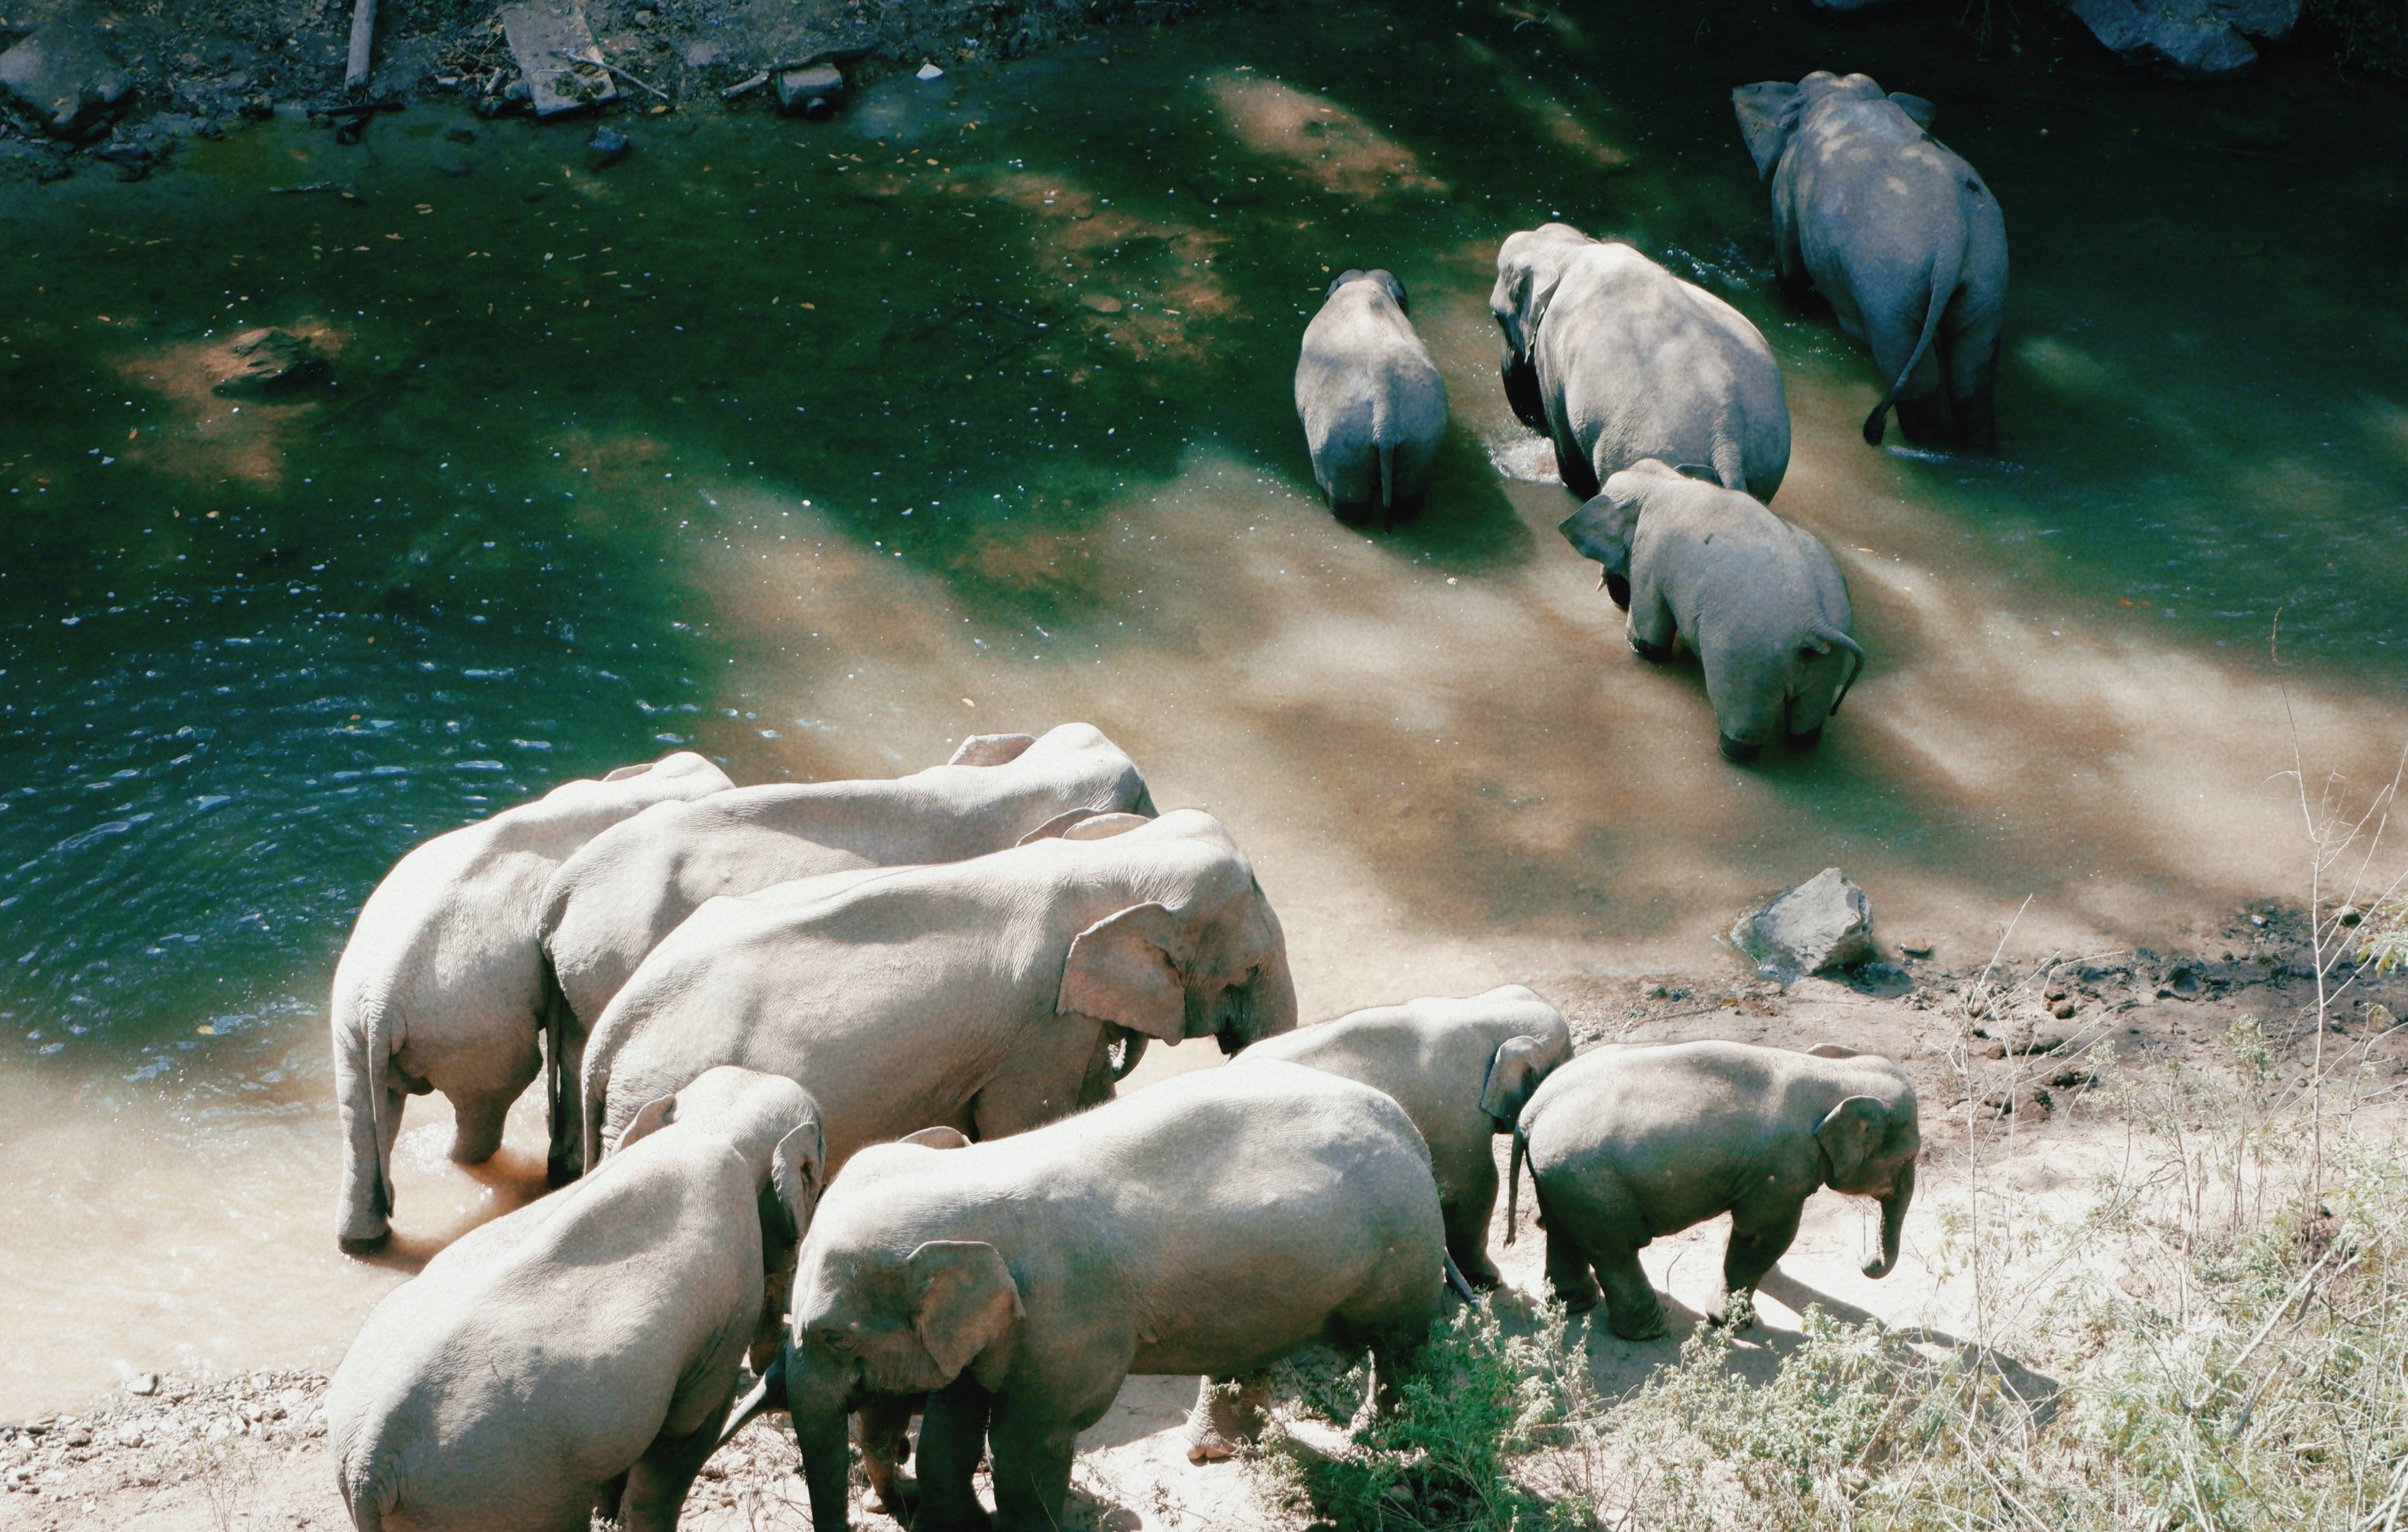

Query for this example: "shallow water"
[4,0,2407,1414]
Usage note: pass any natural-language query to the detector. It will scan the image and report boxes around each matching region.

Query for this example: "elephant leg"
[1184,1372,1271,1463]
[1944,325,2001,453]
[1387,488,1427,527]
[1626,580,1675,661]
[1330,494,1379,528]
[1718,1199,1805,1329]
[1542,1221,1603,1313]
[1554,435,1601,500]
[1863,302,1946,446]
[1702,645,1779,767]
[1596,1250,1667,1341]
[858,1394,923,1516]
[617,1415,728,1532]
[985,1394,1081,1532]
[1893,394,1948,444]
[445,1083,517,1165]
[1442,1160,1503,1292]
[913,1375,995,1532]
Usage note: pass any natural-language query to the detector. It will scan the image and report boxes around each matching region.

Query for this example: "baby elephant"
[328,1068,823,1532]
[1560,458,1862,764]
[1240,985,1572,1292]
[1515,1041,1918,1340]
[1295,268,1448,527]
[757,1060,1451,1532]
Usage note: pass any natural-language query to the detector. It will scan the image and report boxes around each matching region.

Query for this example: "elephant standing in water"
[579,808,1297,1176]
[1294,268,1448,527]
[1560,458,1862,764]
[328,1068,822,1532]
[1515,1041,1919,1340]
[537,724,1153,1181]
[1734,72,2008,449]
[328,751,732,1252]
[738,1061,1450,1532]
[1491,223,1790,501]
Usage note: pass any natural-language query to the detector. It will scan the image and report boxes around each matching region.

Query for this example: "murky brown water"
[4,0,2406,1416]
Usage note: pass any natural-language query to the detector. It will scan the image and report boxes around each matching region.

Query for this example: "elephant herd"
[1296,70,2004,763]
[322,726,1923,1532]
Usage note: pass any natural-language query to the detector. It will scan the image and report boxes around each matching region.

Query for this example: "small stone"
[503,77,533,103]
[2051,1000,2076,1020]
[1896,939,1934,960]
[587,125,630,167]
[774,63,844,120]
[633,6,656,23]
[915,61,945,81]
[126,1373,158,1397]
[1731,868,1876,978]
[444,125,477,143]
[212,328,328,397]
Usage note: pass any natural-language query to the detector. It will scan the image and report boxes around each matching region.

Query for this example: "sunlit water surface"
[3,0,2406,1415]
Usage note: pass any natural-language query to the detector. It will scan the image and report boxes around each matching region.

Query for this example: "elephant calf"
[756,1060,1451,1532]
[1735,71,2007,450]
[1294,268,1448,527]
[1560,458,1862,764]
[327,1068,823,1532]
[1491,224,1790,501]
[1239,984,1572,1294]
[1515,1040,1918,1341]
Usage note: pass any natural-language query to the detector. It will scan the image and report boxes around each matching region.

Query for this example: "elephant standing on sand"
[328,751,732,1252]
[328,1067,822,1531]
[1514,1040,1919,1340]
[1294,269,1448,527]
[579,808,1297,1177]
[1560,458,1862,764]
[731,1061,1451,1532]
[537,724,1153,1182]
[1492,223,1790,501]
[1734,72,2008,449]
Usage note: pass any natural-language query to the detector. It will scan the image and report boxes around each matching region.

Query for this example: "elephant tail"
[333,985,398,1240]
[719,1348,787,1450]
[1862,234,1964,447]
[1710,437,1748,494]
[1503,1124,1528,1248]
[537,944,578,1187]
[1809,624,1866,715]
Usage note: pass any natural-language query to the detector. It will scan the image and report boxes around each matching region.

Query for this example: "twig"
[548,49,673,103]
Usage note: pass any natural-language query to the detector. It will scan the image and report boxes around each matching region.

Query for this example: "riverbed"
[2,0,2405,1417]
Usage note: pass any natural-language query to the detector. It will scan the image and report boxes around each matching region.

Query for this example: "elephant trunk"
[1219,944,1298,1055]
[1865,1162,1913,1279]
[786,1354,856,1532]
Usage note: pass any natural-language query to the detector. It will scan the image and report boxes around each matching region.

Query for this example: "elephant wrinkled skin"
[766,1061,1450,1532]
[328,1068,822,1532]
[1294,268,1449,527]
[1735,71,2009,449]
[1515,1040,1920,1340]
[1561,458,1863,763]
[328,751,733,1252]
[536,724,1153,1181]
[1491,223,1790,501]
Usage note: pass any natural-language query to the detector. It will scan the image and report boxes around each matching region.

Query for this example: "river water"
[3,0,2405,1417]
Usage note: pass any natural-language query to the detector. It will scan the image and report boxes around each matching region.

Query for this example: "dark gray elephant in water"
[1734,71,2008,450]
[1294,269,1448,527]
[1560,459,1862,764]
[1490,225,1790,502]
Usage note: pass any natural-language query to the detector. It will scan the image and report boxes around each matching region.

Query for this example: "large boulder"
[1733,869,1877,978]
[2064,0,2296,78]
[0,11,132,137]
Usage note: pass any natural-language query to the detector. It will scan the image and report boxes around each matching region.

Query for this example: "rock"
[681,40,723,68]
[212,328,329,397]
[775,63,844,120]
[2214,0,2299,40]
[126,1373,157,1397]
[444,125,477,143]
[0,14,134,137]
[915,60,944,81]
[587,125,629,167]
[1896,938,1934,960]
[501,0,616,118]
[1732,868,1876,978]
[2065,0,2258,78]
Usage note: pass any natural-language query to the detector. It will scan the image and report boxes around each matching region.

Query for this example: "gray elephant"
[329,751,733,1252]
[1560,458,1862,764]
[1490,223,1790,502]
[740,1060,1450,1532]
[537,724,1153,1182]
[1294,269,1448,527]
[1734,72,2008,450]
[580,808,1297,1176]
[1238,985,1572,1295]
[1514,1040,1918,1341]
[328,1067,821,1531]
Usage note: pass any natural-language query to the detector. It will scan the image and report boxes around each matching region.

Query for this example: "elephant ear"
[1733,81,1804,179]
[1325,267,1368,301]
[1369,268,1409,315]
[1058,901,1191,1044]
[908,1241,1023,1389]
[1478,1034,1559,1128]
[901,1125,974,1151]
[1017,808,1152,845]
[1804,1042,1863,1060]
[948,733,1037,768]
[614,1094,678,1156]
[1558,488,1639,577]
[602,761,654,782]
[1814,1096,1886,1187]
[766,1115,826,1248]
[1888,92,1938,129]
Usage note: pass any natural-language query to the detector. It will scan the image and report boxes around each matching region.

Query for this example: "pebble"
[915,61,945,80]
[587,125,630,167]
[126,1374,156,1397]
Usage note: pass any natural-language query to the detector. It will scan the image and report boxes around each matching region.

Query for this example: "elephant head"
[1733,72,1938,180]
[1489,223,1592,431]
[1808,1067,1920,1279]
[617,1066,827,1258]
[1056,811,1298,1057]
[1478,1030,1572,1131]
[1327,267,1409,314]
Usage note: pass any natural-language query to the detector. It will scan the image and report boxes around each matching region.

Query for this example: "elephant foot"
[1184,1376,1269,1464]
[1717,734,1764,765]
[1606,1303,1668,1342]
[1452,1257,1503,1293]
[1551,1280,1603,1315]
[1787,725,1824,751]
[1331,497,1378,528]
[1893,396,1949,446]
[545,1154,580,1189]
[867,1470,921,1518]
[1709,1292,1760,1332]
[336,1227,390,1257]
